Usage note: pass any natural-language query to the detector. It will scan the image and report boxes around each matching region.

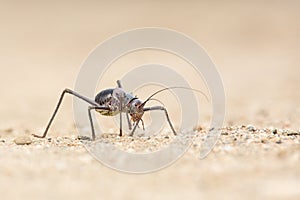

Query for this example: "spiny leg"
[144,106,177,135]
[33,88,99,138]
[116,80,122,88]
[118,90,124,136]
[129,119,140,136]
[88,106,111,140]
[130,106,177,136]
[119,111,123,136]
[126,111,132,130]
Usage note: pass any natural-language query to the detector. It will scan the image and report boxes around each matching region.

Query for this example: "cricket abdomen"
[94,89,119,116]
[95,89,114,105]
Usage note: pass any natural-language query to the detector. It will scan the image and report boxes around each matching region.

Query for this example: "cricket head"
[128,98,145,123]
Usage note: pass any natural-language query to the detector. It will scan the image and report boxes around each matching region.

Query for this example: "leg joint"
[63,88,72,94]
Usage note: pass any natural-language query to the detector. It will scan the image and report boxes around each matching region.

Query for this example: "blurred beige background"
[1,0,299,130]
[0,1,299,199]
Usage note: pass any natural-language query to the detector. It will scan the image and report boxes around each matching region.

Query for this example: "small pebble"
[287,132,300,136]
[247,125,257,132]
[261,138,267,143]
[77,135,91,141]
[14,135,32,145]
[5,128,13,133]
[275,137,282,144]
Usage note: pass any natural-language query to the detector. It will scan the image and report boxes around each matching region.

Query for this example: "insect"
[33,80,207,140]
[32,80,169,140]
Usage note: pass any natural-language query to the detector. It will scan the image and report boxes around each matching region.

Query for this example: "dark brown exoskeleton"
[33,80,181,140]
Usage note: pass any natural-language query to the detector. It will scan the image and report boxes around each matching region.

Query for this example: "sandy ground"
[0,1,300,200]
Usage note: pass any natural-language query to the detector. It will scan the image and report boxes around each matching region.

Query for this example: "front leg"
[126,111,132,130]
[143,106,177,136]
[129,106,177,136]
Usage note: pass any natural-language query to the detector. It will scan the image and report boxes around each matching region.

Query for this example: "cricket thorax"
[94,88,136,116]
